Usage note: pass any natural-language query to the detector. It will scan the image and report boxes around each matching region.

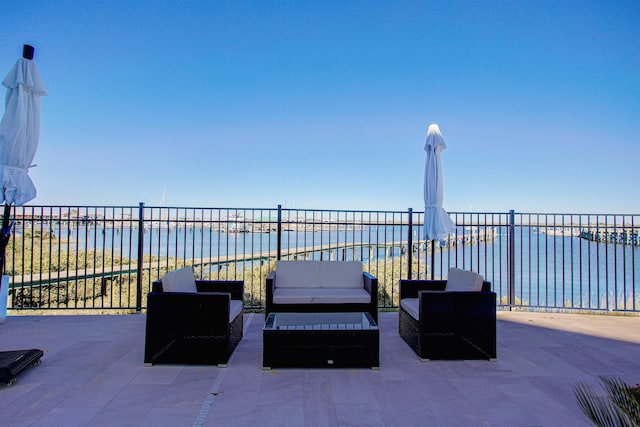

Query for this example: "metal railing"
[4,204,639,314]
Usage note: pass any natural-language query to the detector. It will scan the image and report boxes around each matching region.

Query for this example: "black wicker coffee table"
[263,312,379,369]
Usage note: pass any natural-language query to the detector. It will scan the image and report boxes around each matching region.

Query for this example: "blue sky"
[2,1,638,213]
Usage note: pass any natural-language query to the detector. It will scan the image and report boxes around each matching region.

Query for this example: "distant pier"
[579,228,640,246]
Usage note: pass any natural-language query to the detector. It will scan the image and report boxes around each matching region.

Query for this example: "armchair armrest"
[151,280,163,293]
[152,279,244,301]
[363,272,377,296]
[265,271,276,318]
[363,272,378,322]
[400,279,492,299]
[266,271,276,290]
[418,289,496,308]
[196,280,244,300]
[399,280,447,299]
[266,271,276,294]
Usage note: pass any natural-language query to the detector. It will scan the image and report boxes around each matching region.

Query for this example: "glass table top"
[264,312,378,331]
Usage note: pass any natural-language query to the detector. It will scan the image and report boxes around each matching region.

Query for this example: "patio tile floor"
[1,311,639,426]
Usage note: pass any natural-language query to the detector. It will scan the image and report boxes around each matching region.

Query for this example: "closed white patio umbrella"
[423,123,454,279]
[0,45,47,283]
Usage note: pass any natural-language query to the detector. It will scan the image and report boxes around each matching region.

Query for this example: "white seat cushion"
[229,300,243,322]
[400,298,419,320]
[272,288,371,305]
[161,266,197,293]
[445,267,484,292]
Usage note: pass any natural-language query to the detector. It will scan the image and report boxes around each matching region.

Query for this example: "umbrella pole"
[430,239,435,280]
[0,204,12,281]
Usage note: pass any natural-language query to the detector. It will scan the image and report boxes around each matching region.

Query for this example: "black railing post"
[407,208,413,280]
[136,202,145,312]
[508,209,516,309]
[277,204,282,260]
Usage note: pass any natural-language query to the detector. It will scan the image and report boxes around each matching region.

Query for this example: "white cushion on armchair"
[445,268,484,292]
[161,266,197,293]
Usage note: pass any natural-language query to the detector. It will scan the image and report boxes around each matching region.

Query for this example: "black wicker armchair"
[144,280,244,366]
[399,279,496,361]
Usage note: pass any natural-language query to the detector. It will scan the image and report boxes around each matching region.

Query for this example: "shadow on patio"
[0,311,638,426]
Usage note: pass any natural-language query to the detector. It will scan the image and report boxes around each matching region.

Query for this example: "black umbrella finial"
[23,44,35,60]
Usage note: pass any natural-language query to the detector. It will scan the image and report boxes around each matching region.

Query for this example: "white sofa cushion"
[319,261,363,289]
[229,300,243,322]
[275,261,321,288]
[445,268,484,292]
[272,288,371,305]
[161,266,197,293]
[275,260,364,289]
[400,298,419,320]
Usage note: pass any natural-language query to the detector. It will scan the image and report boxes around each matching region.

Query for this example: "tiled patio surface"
[0,311,638,427]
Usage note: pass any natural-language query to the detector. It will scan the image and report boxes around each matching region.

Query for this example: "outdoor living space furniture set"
[143,261,496,369]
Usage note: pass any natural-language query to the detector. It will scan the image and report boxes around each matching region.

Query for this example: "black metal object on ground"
[0,349,43,385]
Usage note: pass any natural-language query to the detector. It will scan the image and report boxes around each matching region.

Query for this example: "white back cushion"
[445,267,484,292]
[161,266,197,293]
[276,261,321,288]
[276,261,364,289]
[319,261,363,289]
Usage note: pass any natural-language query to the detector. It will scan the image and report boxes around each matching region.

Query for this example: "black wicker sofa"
[265,260,378,322]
